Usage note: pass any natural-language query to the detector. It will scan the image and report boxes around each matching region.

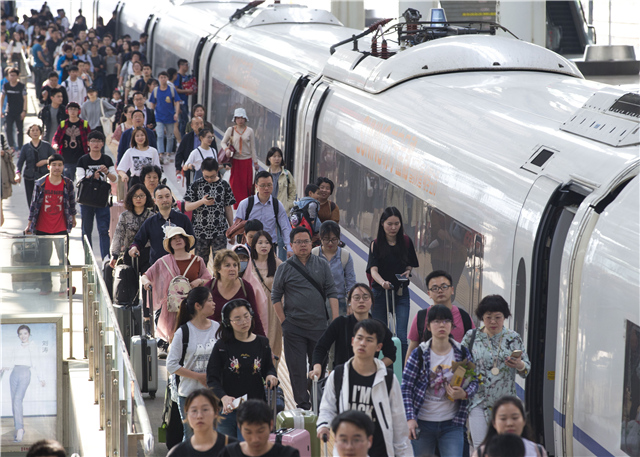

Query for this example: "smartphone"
[414,427,421,439]
[510,350,523,358]
[395,274,410,283]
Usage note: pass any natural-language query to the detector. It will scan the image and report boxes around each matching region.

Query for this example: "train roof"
[323,35,584,94]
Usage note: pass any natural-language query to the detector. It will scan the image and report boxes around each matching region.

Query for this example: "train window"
[315,139,484,314]
[210,77,282,164]
[622,320,640,456]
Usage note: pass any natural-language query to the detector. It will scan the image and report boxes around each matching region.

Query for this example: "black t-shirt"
[366,236,419,290]
[41,84,69,106]
[2,81,26,114]
[219,442,300,457]
[348,365,387,457]
[207,336,276,402]
[76,154,114,181]
[61,120,85,164]
[166,432,236,457]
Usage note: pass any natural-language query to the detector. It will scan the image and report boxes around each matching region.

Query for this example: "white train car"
[95,2,640,455]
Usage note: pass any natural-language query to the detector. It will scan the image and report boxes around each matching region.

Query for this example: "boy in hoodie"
[401,305,479,457]
[317,319,413,457]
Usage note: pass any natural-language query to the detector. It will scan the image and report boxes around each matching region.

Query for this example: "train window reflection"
[210,77,282,164]
[315,139,484,316]
[622,320,640,456]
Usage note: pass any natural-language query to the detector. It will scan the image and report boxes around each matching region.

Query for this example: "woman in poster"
[0,325,45,443]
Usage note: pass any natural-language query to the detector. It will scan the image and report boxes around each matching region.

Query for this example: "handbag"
[218,127,234,165]
[77,175,112,208]
[99,99,113,137]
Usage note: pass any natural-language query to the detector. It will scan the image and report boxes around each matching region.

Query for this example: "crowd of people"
[1,3,547,457]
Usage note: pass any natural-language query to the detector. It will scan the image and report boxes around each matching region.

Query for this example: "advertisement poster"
[0,314,63,452]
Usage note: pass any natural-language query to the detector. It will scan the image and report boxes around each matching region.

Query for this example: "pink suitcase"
[269,428,311,457]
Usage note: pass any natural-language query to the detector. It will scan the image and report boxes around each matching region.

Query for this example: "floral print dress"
[461,326,530,423]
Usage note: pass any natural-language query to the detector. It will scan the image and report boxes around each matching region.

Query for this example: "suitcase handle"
[143,285,154,337]
[313,375,319,416]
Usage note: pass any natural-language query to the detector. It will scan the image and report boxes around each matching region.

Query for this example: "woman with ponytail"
[166,286,220,441]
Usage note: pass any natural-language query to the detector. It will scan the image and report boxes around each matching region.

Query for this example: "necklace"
[486,330,504,376]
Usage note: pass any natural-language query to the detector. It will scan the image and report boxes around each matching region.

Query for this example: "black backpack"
[246,194,281,231]
[416,306,473,342]
[332,363,394,411]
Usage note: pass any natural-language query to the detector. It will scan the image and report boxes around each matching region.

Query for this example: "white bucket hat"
[162,226,195,253]
[232,108,249,122]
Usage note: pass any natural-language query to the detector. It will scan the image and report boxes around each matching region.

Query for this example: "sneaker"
[59,286,77,298]
[158,346,168,359]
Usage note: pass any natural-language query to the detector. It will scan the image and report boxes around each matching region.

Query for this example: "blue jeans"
[4,112,24,149]
[80,204,111,260]
[10,365,31,430]
[372,287,410,361]
[177,395,194,441]
[217,410,244,441]
[338,298,347,316]
[412,419,465,457]
[178,103,189,137]
[156,121,175,154]
[63,164,76,182]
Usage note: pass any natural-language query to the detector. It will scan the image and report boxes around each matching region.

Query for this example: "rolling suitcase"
[269,428,311,456]
[269,379,312,457]
[113,257,139,306]
[131,286,158,399]
[113,257,142,353]
[103,260,114,300]
[381,289,403,383]
[276,377,321,457]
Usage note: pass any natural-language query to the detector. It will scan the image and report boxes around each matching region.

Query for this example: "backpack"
[333,363,394,412]
[289,198,321,235]
[60,119,88,129]
[152,84,177,103]
[161,256,198,312]
[311,246,349,269]
[416,306,473,343]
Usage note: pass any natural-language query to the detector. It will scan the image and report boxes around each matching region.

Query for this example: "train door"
[147,17,161,69]
[516,177,589,454]
[200,39,217,113]
[281,75,309,173]
[294,80,330,190]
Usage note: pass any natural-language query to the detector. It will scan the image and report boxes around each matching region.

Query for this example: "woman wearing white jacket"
[316,319,413,457]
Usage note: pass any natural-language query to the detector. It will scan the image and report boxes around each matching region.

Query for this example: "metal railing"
[83,236,155,456]
[0,234,154,455]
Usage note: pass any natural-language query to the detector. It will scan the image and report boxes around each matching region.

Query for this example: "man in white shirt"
[63,65,87,105]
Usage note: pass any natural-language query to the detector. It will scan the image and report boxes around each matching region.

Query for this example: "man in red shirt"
[26,153,77,296]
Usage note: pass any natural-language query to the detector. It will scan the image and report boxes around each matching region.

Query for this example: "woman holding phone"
[461,295,530,450]
[366,207,419,361]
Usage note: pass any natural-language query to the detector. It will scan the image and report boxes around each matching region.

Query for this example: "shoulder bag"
[287,259,330,320]
[77,174,112,208]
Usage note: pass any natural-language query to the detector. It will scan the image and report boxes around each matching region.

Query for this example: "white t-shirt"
[63,77,87,105]
[185,146,216,171]
[117,147,161,176]
[166,320,220,397]
[417,347,459,422]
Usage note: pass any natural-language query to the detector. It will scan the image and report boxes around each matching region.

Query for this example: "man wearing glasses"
[405,270,475,366]
[272,226,339,410]
[233,171,292,256]
[75,130,116,261]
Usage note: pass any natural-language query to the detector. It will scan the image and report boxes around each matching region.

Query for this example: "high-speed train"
[94,1,639,455]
